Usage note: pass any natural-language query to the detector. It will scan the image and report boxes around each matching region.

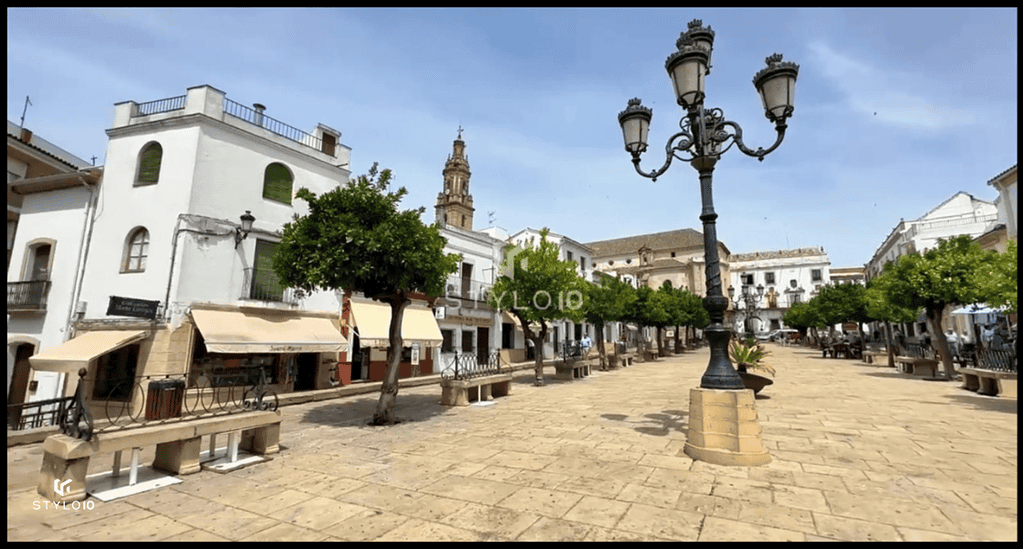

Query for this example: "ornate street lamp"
[729,283,765,339]
[617,20,798,391]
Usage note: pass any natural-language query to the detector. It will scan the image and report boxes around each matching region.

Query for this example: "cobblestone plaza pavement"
[7,344,1017,541]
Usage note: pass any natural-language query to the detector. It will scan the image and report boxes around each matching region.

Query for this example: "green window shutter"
[137,144,162,185]
[253,240,285,300]
[262,163,293,204]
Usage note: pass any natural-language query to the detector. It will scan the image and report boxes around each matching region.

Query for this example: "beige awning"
[192,309,348,354]
[29,330,150,372]
[350,300,442,348]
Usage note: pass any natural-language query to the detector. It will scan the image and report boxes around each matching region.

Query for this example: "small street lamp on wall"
[235,210,255,248]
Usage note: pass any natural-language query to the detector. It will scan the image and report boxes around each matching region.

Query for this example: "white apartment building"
[866,191,998,279]
[10,85,355,413]
[728,247,831,334]
[987,164,1017,244]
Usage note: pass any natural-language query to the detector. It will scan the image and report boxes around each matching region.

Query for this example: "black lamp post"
[617,19,798,390]
[729,283,765,340]
[235,210,255,248]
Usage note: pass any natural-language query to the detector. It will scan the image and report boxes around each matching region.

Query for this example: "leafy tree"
[814,282,871,336]
[881,235,990,380]
[864,270,922,367]
[977,239,1017,314]
[489,229,586,385]
[581,275,636,370]
[783,301,826,342]
[273,164,460,424]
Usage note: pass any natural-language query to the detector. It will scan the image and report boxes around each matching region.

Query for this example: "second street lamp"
[617,19,798,391]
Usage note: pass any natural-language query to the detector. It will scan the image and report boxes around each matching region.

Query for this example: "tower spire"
[435,129,474,230]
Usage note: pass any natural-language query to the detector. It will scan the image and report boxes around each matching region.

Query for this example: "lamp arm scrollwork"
[716,119,788,162]
[630,130,696,181]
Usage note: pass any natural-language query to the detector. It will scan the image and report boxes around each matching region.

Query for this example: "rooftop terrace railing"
[137,95,187,116]
[223,98,335,156]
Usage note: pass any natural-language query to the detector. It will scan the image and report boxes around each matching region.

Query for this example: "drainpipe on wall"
[61,171,99,396]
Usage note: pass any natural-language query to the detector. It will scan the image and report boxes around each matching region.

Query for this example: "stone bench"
[960,368,1017,398]
[440,374,513,406]
[38,410,281,503]
[554,361,590,380]
[862,350,887,365]
[895,356,940,378]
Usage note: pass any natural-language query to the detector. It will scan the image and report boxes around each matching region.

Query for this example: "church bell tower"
[435,128,475,230]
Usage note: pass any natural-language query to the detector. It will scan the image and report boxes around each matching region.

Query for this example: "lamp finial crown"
[766,53,784,65]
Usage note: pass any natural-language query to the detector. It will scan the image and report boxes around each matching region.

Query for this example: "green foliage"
[883,235,990,313]
[812,282,870,327]
[488,229,587,326]
[864,270,920,324]
[273,163,460,301]
[783,301,825,330]
[582,275,636,327]
[729,339,776,377]
[977,239,1017,314]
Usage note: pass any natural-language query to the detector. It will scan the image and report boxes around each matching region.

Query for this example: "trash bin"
[145,379,185,420]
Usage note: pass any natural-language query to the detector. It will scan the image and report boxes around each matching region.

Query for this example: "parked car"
[760,329,798,342]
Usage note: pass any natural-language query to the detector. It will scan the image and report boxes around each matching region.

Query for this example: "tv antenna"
[20,96,32,128]
[488,211,496,227]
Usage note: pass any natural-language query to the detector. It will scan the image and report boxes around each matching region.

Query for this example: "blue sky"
[7,8,1017,268]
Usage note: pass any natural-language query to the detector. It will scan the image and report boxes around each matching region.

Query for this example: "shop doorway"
[293,353,319,391]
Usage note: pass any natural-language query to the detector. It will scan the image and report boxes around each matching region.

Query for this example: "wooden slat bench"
[440,374,513,406]
[960,368,1017,398]
[38,410,281,503]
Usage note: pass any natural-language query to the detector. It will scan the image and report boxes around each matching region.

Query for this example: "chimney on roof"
[20,128,32,143]
[253,103,266,127]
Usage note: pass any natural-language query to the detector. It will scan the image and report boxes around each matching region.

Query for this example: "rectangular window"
[812,269,822,282]
[93,344,140,401]
[580,257,586,271]
[252,240,285,301]
[765,272,775,285]
[441,330,454,353]
[461,330,474,353]
[567,251,573,261]
[741,273,754,286]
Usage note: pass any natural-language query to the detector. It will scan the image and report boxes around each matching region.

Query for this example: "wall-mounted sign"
[435,307,446,320]
[411,344,420,365]
[107,296,160,320]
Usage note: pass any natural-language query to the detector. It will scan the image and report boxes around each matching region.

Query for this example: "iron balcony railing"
[7,280,51,311]
[137,95,187,116]
[445,277,493,304]
[441,351,504,381]
[223,98,336,157]
[242,268,300,305]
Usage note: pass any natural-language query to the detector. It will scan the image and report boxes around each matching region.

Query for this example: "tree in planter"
[881,235,992,381]
[581,275,636,370]
[489,229,586,385]
[864,270,921,367]
[273,164,460,425]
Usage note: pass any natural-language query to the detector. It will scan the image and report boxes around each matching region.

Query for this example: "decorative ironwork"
[57,365,278,441]
[441,352,504,381]
[7,280,52,311]
[7,395,75,431]
[223,98,335,156]
[242,267,301,305]
[137,95,187,116]
[977,348,1017,373]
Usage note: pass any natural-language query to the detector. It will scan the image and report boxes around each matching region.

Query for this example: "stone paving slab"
[7,345,1017,541]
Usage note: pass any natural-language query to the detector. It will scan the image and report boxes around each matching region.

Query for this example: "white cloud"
[809,40,975,131]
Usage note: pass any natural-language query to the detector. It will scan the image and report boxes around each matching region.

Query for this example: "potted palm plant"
[729,338,775,395]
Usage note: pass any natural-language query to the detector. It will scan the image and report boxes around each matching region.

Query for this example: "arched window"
[263,163,293,205]
[123,227,149,272]
[136,142,162,186]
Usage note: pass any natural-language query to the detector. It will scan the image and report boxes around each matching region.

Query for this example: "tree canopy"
[274,164,460,423]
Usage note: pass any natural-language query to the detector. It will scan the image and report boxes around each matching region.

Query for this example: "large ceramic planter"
[738,371,774,395]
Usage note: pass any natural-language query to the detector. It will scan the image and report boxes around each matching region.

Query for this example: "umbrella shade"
[951,304,1005,316]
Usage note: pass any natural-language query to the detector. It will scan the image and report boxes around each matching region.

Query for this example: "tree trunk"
[595,322,607,370]
[925,306,954,381]
[884,321,896,368]
[674,326,682,354]
[373,297,408,425]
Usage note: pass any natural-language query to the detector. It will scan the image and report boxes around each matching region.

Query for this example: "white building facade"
[10,85,355,412]
[727,247,832,334]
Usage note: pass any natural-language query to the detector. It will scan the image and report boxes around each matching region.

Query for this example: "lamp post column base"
[683,387,770,466]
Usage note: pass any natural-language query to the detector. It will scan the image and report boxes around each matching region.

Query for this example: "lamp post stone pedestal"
[617,19,798,467]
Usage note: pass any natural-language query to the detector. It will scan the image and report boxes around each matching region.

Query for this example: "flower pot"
[738,371,773,395]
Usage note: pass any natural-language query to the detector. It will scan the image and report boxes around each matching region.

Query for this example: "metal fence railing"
[223,99,335,156]
[7,280,52,311]
[137,95,187,116]
[50,366,279,442]
[977,348,1017,373]
[441,352,504,381]
[7,396,75,431]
